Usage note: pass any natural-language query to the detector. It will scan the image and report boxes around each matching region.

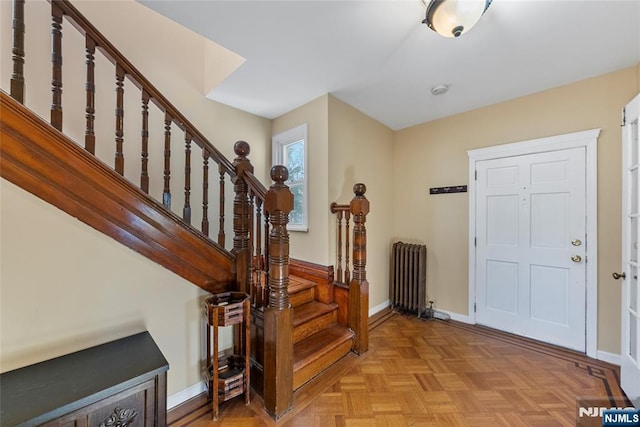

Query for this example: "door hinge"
[622,107,626,127]
[474,303,477,313]
[474,237,477,247]
[475,170,478,180]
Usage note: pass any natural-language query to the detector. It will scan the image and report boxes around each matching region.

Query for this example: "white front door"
[620,93,640,407]
[475,147,587,351]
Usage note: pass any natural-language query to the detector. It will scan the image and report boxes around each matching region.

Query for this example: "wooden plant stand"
[203,292,250,420]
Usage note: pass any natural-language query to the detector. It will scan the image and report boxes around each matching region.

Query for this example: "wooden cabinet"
[0,332,169,427]
[203,292,250,420]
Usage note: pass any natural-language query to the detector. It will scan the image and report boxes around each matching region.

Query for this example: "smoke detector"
[431,84,450,96]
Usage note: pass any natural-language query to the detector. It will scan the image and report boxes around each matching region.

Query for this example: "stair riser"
[290,287,315,308]
[293,339,353,390]
[294,311,338,344]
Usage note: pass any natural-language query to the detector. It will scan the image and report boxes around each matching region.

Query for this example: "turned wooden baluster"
[254,197,264,308]
[114,65,125,175]
[232,141,253,294]
[263,165,293,418]
[10,0,25,104]
[140,90,150,193]
[183,132,192,223]
[202,151,210,236]
[51,3,63,131]
[85,36,96,154]
[336,209,343,282]
[218,164,226,247]
[330,203,353,284]
[344,210,351,284]
[248,193,255,303]
[349,183,369,354]
[162,113,172,208]
[263,209,270,308]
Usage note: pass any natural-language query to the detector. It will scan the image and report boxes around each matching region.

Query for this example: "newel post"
[350,183,369,354]
[232,141,254,294]
[263,165,294,418]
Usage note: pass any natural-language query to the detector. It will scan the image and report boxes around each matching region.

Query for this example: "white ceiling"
[139,0,640,130]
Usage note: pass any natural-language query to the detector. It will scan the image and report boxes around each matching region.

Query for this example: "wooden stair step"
[288,275,317,307]
[293,324,354,390]
[293,301,338,343]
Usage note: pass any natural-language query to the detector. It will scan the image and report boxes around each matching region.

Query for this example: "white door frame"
[468,129,600,359]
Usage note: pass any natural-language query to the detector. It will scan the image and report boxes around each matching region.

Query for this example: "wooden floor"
[168,311,630,426]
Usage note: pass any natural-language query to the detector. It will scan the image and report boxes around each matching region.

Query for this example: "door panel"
[621,93,640,407]
[487,195,519,245]
[530,192,569,248]
[476,147,586,351]
[486,260,519,314]
[530,265,569,325]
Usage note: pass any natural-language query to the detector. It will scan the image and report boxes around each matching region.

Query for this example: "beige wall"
[393,66,638,354]
[272,95,330,265]
[0,0,271,397]
[328,96,394,310]
[271,95,394,311]
[1,179,207,388]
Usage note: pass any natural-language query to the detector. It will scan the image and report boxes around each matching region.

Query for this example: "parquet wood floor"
[169,311,630,427]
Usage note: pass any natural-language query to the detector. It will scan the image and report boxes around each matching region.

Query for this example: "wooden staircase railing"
[4,0,295,417]
[10,0,235,241]
[330,183,370,354]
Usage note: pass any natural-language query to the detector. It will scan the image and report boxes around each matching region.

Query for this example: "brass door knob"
[571,255,582,262]
[612,272,626,280]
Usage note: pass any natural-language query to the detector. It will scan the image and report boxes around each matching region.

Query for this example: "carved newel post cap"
[266,166,293,213]
[353,183,366,197]
[351,183,369,216]
[234,140,250,157]
[271,165,289,184]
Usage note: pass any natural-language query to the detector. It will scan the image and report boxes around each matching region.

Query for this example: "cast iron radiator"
[390,242,427,317]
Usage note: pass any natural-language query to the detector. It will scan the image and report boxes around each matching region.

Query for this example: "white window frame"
[272,124,308,232]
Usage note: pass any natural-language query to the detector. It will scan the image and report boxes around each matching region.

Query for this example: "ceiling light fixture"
[422,0,492,38]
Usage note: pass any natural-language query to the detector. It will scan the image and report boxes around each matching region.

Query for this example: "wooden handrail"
[9,0,238,244]
[244,171,267,201]
[330,203,349,213]
[47,0,234,176]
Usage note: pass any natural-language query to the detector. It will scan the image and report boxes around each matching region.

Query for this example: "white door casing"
[468,129,599,358]
[475,148,586,351]
[620,94,640,406]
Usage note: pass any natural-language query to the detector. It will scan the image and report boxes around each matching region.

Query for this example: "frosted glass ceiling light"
[422,0,492,38]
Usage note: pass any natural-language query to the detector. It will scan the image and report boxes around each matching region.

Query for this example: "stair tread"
[293,301,338,327]
[293,324,353,371]
[288,275,317,294]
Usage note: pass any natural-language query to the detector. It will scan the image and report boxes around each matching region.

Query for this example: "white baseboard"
[596,350,621,366]
[437,309,474,324]
[369,300,390,317]
[167,381,206,410]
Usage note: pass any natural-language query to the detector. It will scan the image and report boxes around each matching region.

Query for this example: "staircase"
[1,0,369,419]
[289,275,354,389]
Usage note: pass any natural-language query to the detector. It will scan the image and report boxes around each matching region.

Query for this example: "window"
[272,124,308,231]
